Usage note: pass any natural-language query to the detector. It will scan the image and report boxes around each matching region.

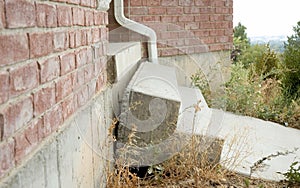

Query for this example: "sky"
[233,0,300,37]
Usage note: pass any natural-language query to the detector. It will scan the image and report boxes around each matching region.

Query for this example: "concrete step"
[116,62,223,167]
[108,42,142,116]
[118,62,181,147]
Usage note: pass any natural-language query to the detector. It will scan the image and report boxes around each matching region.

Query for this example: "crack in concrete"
[250,147,299,176]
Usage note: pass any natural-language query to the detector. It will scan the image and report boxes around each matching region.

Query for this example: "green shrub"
[238,44,266,68]
[282,21,300,99]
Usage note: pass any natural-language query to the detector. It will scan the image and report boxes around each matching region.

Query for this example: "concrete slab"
[177,86,212,135]
[205,109,300,181]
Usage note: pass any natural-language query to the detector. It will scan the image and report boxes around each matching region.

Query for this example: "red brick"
[62,94,77,120]
[29,32,53,58]
[178,15,193,22]
[69,31,75,49]
[43,104,63,134]
[67,0,80,4]
[36,3,57,28]
[5,0,35,28]
[216,36,229,43]
[77,85,89,107]
[178,46,194,54]
[194,30,210,37]
[92,28,100,43]
[5,96,33,137]
[224,15,233,21]
[130,0,142,6]
[14,122,39,164]
[215,21,229,29]
[161,0,178,6]
[216,7,229,14]
[200,7,214,14]
[74,30,82,47]
[76,48,88,68]
[149,7,166,15]
[166,39,185,47]
[94,57,106,77]
[94,11,104,25]
[195,15,209,21]
[0,71,9,104]
[104,12,109,25]
[84,64,94,83]
[199,22,214,29]
[184,7,200,14]
[87,47,93,63]
[57,5,73,27]
[131,7,148,15]
[166,7,183,15]
[146,0,160,6]
[212,1,225,7]
[0,0,5,29]
[210,15,224,21]
[0,139,15,178]
[194,45,208,53]
[91,0,97,8]
[33,83,56,116]
[0,34,29,66]
[80,0,90,7]
[38,57,60,84]
[160,48,178,56]
[209,44,224,51]
[56,74,73,101]
[161,15,178,23]
[60,53,76,75]
[76,68,85,88]
[179,0,194,6]
[72,7,85,26]
[96,71,106,92]
[202,37,215,44]
[53,31,69,52]
[86,29,93,45]
[195,0,210,6]
[85,10,94,26]
[10,62,39,97]
[210,30,224,36]
[100,27,108,41]
[81,29,87,46]
[143,15,160,22]
[185,38,201,46]
[185,22,199,30]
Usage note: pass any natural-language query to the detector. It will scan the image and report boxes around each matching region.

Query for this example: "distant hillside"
[249,35,287,53]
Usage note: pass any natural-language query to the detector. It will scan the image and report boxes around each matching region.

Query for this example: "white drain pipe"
[114,0,158,63]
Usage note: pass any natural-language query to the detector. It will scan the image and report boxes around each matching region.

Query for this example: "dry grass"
[105,120,290,188]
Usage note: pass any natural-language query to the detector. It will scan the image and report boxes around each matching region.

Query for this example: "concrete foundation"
[0,88,114,188]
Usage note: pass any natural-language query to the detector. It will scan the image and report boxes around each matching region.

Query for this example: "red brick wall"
[108,0,233,56]
[0,0,108,179]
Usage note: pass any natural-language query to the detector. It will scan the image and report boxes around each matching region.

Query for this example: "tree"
[232,22,250,62]
[234,22,249,41]
[282,21,300,99]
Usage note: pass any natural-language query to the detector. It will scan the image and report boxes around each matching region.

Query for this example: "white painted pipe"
[114,0,158,63]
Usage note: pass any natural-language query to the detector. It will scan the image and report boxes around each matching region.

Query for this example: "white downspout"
[114,0,158,63]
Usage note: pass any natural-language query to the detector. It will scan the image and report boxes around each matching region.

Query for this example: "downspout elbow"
[114,0,158,63]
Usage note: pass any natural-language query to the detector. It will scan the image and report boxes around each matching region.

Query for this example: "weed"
[279,161,300,186]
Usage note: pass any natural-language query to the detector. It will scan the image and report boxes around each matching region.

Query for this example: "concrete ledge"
[107,42,142,83]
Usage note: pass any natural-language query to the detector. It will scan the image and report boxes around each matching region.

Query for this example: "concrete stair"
[114,58,222,166]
